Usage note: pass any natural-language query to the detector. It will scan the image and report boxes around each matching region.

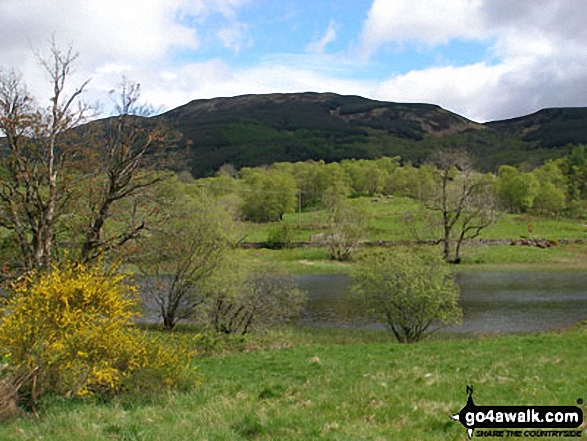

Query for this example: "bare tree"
[426,149,496,263]
[208,270,306,335]
[0,41,174,277]
[0,40,90,274]
[79,78,170,263]
[322,186,368,261]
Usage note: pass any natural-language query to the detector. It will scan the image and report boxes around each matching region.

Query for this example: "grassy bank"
[1,327,585,440]
[239,242,587,274]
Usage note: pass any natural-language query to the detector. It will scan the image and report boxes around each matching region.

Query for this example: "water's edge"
[293,272,587,334]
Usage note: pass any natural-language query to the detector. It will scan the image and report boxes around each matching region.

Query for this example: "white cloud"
[217,23,252,55]
[0,0,251,113]
[359,0,485,57]
[0,0,197,66]
[374,63,511,122]
[137,58,374,113]
[358,0,587,121]
[306,20,337,54]
[180,0,251,19]
[2,0,587,124]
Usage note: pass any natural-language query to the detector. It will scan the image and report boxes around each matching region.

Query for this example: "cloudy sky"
[1,0,586,122]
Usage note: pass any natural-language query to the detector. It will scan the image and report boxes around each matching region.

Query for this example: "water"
[294,272,587,334]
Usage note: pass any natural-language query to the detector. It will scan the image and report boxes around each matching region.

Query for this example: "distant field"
[236,196,587,273]
[240,196,587,243]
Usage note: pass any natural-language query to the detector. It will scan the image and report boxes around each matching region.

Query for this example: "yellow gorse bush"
[0,261,198,404]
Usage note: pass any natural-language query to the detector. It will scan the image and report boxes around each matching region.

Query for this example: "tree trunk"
[443,225,451,262]
[163,315,176,330]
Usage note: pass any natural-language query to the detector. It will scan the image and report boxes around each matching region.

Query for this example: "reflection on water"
[294,272,587,334]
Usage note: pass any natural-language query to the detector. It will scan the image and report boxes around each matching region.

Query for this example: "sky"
[1,0,587,122]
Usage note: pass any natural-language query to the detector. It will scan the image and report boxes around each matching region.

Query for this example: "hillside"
[157,92,485,176]
[100,93,587,177]
[486,107,587,148]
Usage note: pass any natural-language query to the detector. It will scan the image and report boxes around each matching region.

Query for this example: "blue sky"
[2,0,587,122]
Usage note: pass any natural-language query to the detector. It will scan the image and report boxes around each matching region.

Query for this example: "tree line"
[197,149,587,223]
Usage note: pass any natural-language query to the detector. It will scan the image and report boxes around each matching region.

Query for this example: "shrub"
[0,261,198,408]
[266,224,294,249]
[351,249,461,343]
[203,263,307,335]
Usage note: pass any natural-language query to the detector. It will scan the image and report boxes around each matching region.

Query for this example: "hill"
[139,94,587,176]
[486,107,587,148]
[157,92,485,176]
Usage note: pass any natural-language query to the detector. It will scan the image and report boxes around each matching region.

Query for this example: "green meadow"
[240,196,587,244]
[1,328,585,440]
[236,196,587,274]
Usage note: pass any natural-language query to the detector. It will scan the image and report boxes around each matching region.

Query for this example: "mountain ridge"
[148,92,587,176]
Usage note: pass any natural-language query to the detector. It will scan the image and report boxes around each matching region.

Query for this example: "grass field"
[234,196,587,274]
[240,196,587,243]
[1,327,585,440]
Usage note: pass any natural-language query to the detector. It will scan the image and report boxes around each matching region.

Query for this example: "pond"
[294,272,587,334]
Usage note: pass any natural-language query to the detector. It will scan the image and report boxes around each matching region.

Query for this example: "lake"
[294,272,587,334]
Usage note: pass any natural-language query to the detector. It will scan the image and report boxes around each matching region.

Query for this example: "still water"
[294,272,587,334]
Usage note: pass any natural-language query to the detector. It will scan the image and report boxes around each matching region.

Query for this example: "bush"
[266,224,294,249]
[351,249,461,343]
[203,262,307,335]
[0,261,198,408]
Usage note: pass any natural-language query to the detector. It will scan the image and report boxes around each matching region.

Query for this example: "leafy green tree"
[351,249,461,343]
[322,162,352,195]
[192,173,244,219]
[497,165,540,213]
[137,178,236,329]
[563,144,587,202]
[342,159,386,196]
[291,160,352,208]
[240,168,297,222]
[292,160,329,208]
[266,223,294,249]
[385,162,435,199]
[533,182,566,215]
[532,161,567,214]
[510,160,568,215]
[373,156,401,177]
[383,162,411,196]
[532,160,567,189]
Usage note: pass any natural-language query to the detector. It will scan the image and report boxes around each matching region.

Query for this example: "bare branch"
[424,149,496,262]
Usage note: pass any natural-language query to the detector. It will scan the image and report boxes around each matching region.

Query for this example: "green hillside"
[157,93,484,176]
[130,93,587,176]
[487,107,587,147]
